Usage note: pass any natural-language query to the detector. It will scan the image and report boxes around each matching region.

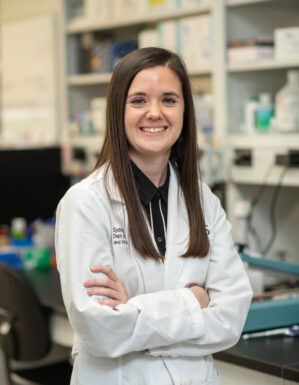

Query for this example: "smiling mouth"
[140,127,168,133]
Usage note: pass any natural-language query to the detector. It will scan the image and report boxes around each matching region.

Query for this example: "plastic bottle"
[275,70,299,132]
[255,93,274,132]
[243,97,259,134]
[11,217,26,240]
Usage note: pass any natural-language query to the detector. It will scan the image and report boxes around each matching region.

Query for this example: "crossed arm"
[84,265,210,308]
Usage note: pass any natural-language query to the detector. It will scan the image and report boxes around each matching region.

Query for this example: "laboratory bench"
[214,336,299,384]
[25,268,299,384]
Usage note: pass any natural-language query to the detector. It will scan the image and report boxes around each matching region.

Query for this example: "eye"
[130,98,146,106]
[162,97,176,105]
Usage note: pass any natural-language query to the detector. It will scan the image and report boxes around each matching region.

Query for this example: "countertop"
[214,335,299,382]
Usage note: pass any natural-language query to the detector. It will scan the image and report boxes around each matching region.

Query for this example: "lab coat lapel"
[164,164,189,289]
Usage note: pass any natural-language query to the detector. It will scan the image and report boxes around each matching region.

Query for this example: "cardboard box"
[274,27,299,60]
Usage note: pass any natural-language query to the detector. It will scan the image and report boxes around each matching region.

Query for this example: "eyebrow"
[127,91,180,98]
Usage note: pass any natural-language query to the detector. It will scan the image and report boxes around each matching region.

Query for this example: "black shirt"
[131,161,170,256]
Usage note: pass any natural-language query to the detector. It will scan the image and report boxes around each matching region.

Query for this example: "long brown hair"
[95,47,209,261]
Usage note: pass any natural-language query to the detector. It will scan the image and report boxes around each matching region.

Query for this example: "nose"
[146,101,162,120]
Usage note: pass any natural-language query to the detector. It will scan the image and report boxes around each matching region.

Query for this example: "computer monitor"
[0,147,70,225]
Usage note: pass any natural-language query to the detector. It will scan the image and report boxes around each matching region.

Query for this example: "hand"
[84,265,129,307]
[187,285,210,308]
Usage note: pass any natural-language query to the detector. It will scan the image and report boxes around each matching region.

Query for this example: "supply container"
[275,70,299,132]
[243,97,258,134]
[23,247,51,271]
[255,93,274,132]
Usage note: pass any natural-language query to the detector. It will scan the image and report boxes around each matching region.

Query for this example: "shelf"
[228,58,299,72]
[67,67,212,86]
[0,142,59,150]
[227,0,274,6]
[68,73,112,86]
[70,135,104,149]
[189,67,212,76]
[228,134,299,187]
[227,133,299,148]
[66,4,211,34]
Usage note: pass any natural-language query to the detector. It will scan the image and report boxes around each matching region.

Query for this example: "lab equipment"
[242,253,299,333]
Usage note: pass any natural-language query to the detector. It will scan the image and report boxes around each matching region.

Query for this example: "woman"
[55,47,252,385]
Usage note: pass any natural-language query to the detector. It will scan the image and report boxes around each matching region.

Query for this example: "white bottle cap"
[259,93,272,106]
[11,217,26,233]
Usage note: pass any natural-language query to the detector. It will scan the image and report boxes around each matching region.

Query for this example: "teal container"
[255,107,274,131]
[23,247,51,271]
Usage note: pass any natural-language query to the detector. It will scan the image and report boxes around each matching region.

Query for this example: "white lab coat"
[55,163,253,385]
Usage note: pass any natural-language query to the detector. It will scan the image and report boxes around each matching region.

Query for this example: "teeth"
[141,127,165,133]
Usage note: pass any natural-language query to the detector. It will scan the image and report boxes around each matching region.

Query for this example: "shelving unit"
[63,0,216,178]
[228,133,299,148]
[68,73,112,86]
[228,58,299,73]
[66,4,211,34]
[70,134,103,148]
[62,0,299,260]
[225,1,299,134]
[223,0,299,264]
[227,0,274,7]
[67,68,212,87]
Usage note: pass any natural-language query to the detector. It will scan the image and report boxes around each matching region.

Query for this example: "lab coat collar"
[104,162,176,205]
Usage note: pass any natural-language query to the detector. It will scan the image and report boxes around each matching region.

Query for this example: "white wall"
[0,0,67,143]
[1,0,62,22]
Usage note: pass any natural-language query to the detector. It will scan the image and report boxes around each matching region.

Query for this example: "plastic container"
[275,70,299,132]
[243,97,259,133]
[255,93,274,132]
[23,247,51,271]
[0,252,23,270]
[11,217,26,240]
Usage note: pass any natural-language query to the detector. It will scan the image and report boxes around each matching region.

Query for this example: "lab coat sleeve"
[55,185,206,358]
[147,187,253,358]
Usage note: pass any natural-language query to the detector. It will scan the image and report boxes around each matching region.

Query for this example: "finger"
[90,265,119,282]
[84,278,117,290]
[98,298,122,307]
[87,287,122,300]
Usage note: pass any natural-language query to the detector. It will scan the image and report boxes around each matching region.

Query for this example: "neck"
[130,153,169,187]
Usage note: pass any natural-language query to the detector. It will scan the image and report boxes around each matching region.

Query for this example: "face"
[124,66,184,163]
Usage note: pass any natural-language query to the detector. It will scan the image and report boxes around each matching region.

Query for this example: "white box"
[274,27,299,60]
[138,29,159,48]
[112,0,148,21]
[178,15,212,72]
[90,97,106,135]
[228,46,274,63]
[84,0,112,21]
[157,20,178,52]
